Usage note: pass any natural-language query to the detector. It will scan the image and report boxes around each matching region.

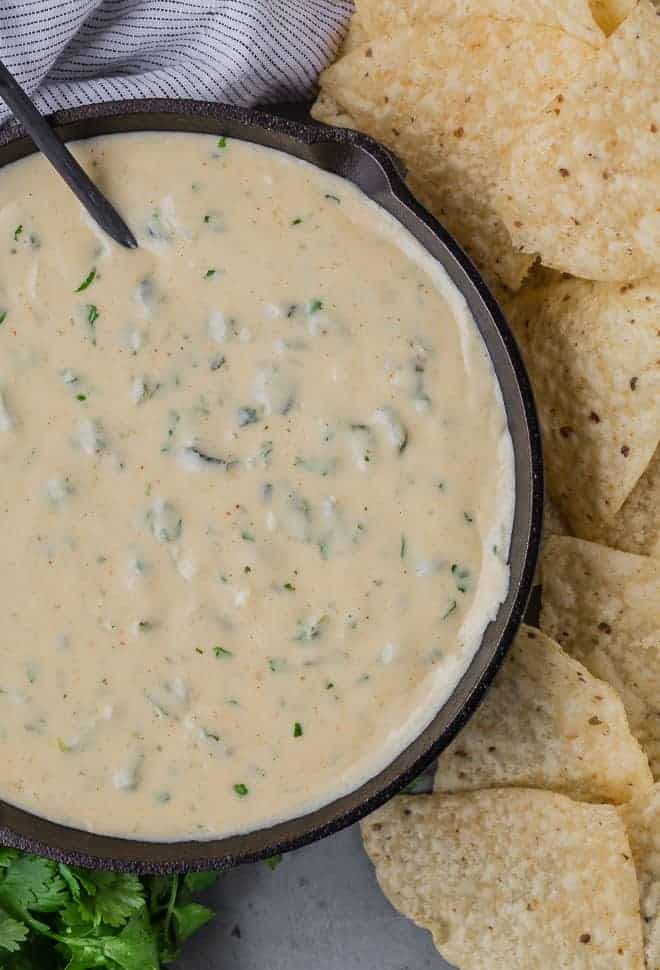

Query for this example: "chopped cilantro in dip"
[86,304,99,344]
[75,268,97,292]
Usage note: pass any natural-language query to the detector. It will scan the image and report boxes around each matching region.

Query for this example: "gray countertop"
[179,823,453,970]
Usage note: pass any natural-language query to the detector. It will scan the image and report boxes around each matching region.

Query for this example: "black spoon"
[0,61,137,249]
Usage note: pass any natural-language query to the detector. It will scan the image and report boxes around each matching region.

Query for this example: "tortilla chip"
[338,5,370,55]
[352,0,604,45]
[524,262,570,289]
[588,445,660,558]
[319,21,594,192]
[405,171,534,293]
[315,19,595,289]
[434,624,652,802]
[311,98,533,291]
[361,790,645,969]
[310,100,522,291]
[505,275,660,529]
[622,783,660,968]
[541,536,660,777]
[544,497,570,538]
[314,116,532,295]
[310,90,357,129]
[493,0,660,282]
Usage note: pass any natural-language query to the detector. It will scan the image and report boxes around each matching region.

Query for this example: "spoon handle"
[0,61,137,249]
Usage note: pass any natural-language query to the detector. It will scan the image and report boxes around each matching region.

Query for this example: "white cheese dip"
[0,133,514,840]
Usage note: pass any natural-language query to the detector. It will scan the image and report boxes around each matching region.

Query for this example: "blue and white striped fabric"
[0,0,352,124]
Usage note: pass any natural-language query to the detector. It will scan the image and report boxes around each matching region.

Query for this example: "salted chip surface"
[493,0,660,282]
[541,536,660,777]
[350,0,604,45]
[505,275,660,530]
[318,20,594,192]
[434,624,652,803]
[622,783,660,968]
[316,19,594,289]
[361,790,645,969]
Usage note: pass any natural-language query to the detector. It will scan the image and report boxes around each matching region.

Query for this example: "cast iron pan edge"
[0,100,543,872]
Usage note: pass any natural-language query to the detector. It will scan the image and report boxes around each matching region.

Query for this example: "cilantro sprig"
[0,847,218,968]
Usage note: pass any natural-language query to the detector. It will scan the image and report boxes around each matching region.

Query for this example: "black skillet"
[0,99,543,873]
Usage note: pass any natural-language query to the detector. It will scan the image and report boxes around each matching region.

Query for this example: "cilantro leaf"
[0,856,67,913]
[181,872,218,895]
[67,870,145,927]
[0,849,18,868]
[0,851,217,967]
[172,902,214,943]
[57,863,81,901]
[97,911,160,970]
[145,875,172,913]
[0,910,28,952]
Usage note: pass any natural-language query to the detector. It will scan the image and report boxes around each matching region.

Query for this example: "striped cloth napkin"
[0,0,352,124]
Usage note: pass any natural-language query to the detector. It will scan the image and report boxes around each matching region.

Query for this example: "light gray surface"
[178,824,453,970]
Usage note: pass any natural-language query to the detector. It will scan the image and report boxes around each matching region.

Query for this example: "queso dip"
[0,132,514,840]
